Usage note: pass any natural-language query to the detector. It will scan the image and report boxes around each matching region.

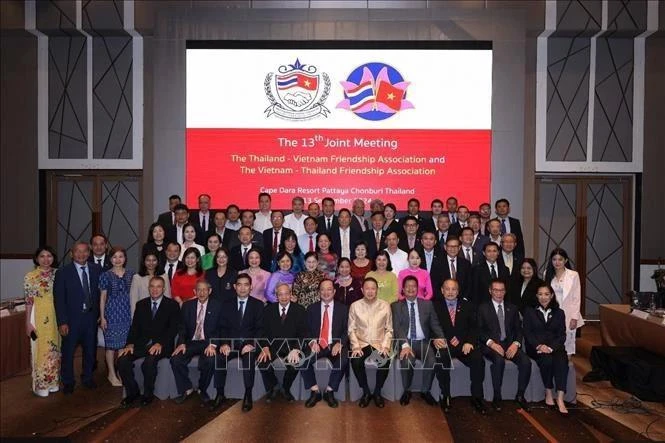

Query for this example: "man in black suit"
[302,279,349,408]
[163,242,182,283]
[392,276,446,407]
[351,199,370,233]
[156,194,181,229]
[478,279,531,411]
[401,198,429,236]
[117,276,180,407]
[433,279,487,414]
[398,215,421,252]
[362,211,386,259]
[235,210,264,249]
[317,197,338,235]
[422,199,445,233]
[212,211,235,249]
[418,231,445,299]
[470,243,510,305]
[262,210,295,269]
[469,215,490,254]
[89,233,112,271]
[449,205,471,238]
[257,283,308,402]
[493,199,525,258]
[189,193,215,244]
[435,214,452,251]
[210,273,264,412]
[166,204,201,245]
[170,280,224,406]
[441,236,472,301]
[330,208,361,259]
[230,227,262,271]
[499,233,523,292]
[459,227,482,267]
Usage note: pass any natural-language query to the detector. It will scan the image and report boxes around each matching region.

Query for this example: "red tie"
[449,305,456,326]
[309,235,314,252]
[273,230,279,254]
[319,304,330,348]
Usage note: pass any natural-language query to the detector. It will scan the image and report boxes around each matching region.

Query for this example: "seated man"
[302,279,349,408]
[478,279,531,411]
[170,280,223,406]
[117,276,180,407]
[433,279,487,414]
[349,277,393,408]
[257,283,307,402]
[392,276,446,407]
[211,273,264,412]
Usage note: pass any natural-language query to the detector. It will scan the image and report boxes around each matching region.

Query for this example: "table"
[0,310,31,380]
[599,304,665,358]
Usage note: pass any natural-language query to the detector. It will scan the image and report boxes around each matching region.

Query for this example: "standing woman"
[99,247,135,387]
[292,251,326,308]
[545,248,584,357]
[366,250,398,304]
[205,247,237,303]
[508,258,544,313]
[264,251,296,303]
[351,241,373,282]
[316,233,338,279]
[334,257,362,306]
[241,249,270,304]
[142,223,167,269]
[383,203,400,235]
[129,252,171,317]
[24,246,61,397]
[273,232,305,273]
[523,284,569,414]
[171,247,204,306]
[201,233,222,271]
[397,249,433,301]
[178,223,205,260]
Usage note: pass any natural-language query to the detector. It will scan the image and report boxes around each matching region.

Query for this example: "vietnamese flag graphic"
[375,80,405,111]
[277,73,318,91]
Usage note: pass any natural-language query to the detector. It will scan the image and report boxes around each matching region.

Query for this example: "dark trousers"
[258,351,299,392]
[350,345,391,396]
[117,347,167,398]
[399,339,437,393]
[437,345,485,399]
[482,341,532,399]
[214,346,257,394]
[60,312,97,386]
[301,346,348,392]
[529,349,568,393]
[170,341,215,396]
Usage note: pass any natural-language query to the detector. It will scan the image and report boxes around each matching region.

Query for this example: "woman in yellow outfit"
[24,246,61,397]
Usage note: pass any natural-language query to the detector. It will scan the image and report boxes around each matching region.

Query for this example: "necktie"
[448,304,456,326]
[80,266,91,311]
[426,252,432,273]
[451,213,457,224]
[375,231,381,250]
[281,307,286,323]
[408,237,414,249]
[202,214,207,231]
[326,218,331,231]
[319,304,330,348]
[96,258,102,265]
[152,301,158,318]
[273,230,279,254]
[168,263,174,282]
[238,300,245,320]
[409,302,417,341]
[501,219,507,235]
[342,230,349,258]
[308,235,314,252]
[242,247,248,263]
[490,264,497,279]
[465,248,472,263]
[194,303,205,340]
[450,259,456,279]
[497,304,506,341]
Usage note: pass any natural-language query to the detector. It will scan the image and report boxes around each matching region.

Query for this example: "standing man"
[89,234,111,271]
[157,194,181,229]
[494,199,525,258]
[54,241,102,394]
[254,192,273,233]
[459,227,481,267]
[363,211,386,259]
[449,205,470,237]
[351,199,370,232]
[384,231,408,276]
[317,197,338,235]
[164,242,182,284]
[418,231,445,298]
[229,227,261,271]
[331,208,360,260]
[237,210,264,248]
[298,217,319,254]
[423,199,445,233]
[478,202,492,235]
[469,215,490,254]
[470,243,510,305]
[441,236,472,301]
[445,197,459,225]
[398,216,420,252]
[167,204,199,245]
[284,196,307,237]
[190,194,215,244]
[435,214,452,250]
[212,211,234,248]
[262,210,295,268]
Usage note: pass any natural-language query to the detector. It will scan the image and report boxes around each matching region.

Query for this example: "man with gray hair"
[351,199,369,232]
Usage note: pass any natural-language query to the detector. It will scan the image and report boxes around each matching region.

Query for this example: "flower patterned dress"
[99,269,135,350]
[293,269,326,309]
[24,268,60,393]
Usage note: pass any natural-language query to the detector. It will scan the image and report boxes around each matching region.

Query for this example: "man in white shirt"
[164,242,182,283]
[284,196,307,236]
[253,192,273,233]
[385,231,408,276]
[298,217,319,254]
[225,204,242,231]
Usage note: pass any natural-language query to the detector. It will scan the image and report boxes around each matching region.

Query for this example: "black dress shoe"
[265,386,279,403]
[421,392,437,406]
[374,395,385,408]
[209,394,226,411]
[120,394,138,408]
[515,395,529,411]
[63,384,74,395]
[174,390,194,405]
[140,395,155,407]
[323,391,338,408]
[242,392,253,412]
[471,397,487,415]
[283,391,295,402]
[358,393,372,408]
[399,391,411,406]
[305,391,322,408]
[491,399,502,412]
[440,395,452,412]
[82,380,97,389]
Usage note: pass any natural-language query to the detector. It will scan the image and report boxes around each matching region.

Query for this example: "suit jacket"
[448,222,465,238]
[157,211,175,229]
[547,268,585,328]
[391,298,444,348]
[484,217,525,257]
[260,303,308,357]
[363,229,386,259]
[383,219,402,237]
[227,228,261,250]
[219,296,264,349]
[330,226,361,259]
[470,260,510,305]
[398,234,421,253]
[418,248,445,300]
[399,215,429,236]
[177,298,223,345]
[189,210,216,244]
[126,296,180,354]
[499,252,524,296]
[522,306,567,357]
[54,262,102,327]
[433,298,478,346]
[507,277,544,313]
[229,243,262,272]
[458,246,481,267]
[316,215,339,235]
[306,301,348,347]
[440,256,472,301]
[471,234,490,255]
[87,255,112,272]
[477,300,522,346]
[350,215,369,233]
[421,216,438,234]
[262,227,295,266]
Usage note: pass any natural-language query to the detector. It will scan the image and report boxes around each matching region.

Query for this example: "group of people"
[24,192,583,416]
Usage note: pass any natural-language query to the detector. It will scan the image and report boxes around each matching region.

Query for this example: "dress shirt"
[353,214,367,232]
[447,256,457,278]
[423,249,434,273]
[489,235,502,246]
[348,298,393,351]
[339,227,351,259]
[93,255,106,268]
[150,295,163,312]
[405,299,425,344]
[74,262,91,287]
[298,232,318,254]
[407,236,417,250]
[486,299,519,347]
[462,245,474,264]
[319,300,334,344]
[175,224,185,244]
[502,252,514,274]
[437,231,448,244]
[237,296,249,316]
[271,229,283,253]
[448,212,458,224]
[253,211,273,233]
[486,261,499,276]
[199,211,211,232]
[386,248,408,276]
[279,302,291,317]
[499,218,512,234]
[284,213,306,236]
[445,299,457,311]
[537,306,551,322]
[472,232,480,245]
[225,220,241,231]
[323,216,334,230]
[193,300,208,340]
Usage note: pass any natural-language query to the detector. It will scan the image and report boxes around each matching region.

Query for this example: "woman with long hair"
[171,247,204,306]
[272,231,305,273]
[241,249,270,304]
[205,247,237,303]
[129,252,171,317]
[507,258,544,313]
[142,223,167,269]
[178,223,205,260]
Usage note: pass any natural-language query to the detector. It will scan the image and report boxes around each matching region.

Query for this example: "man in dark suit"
[262,210,295,269]
[398,215,421,252]
[166,204,201,245]
[330,208,361,259]
[400,198,429,236]
[351,199,370,233]
[492,198,525,257]
[445,196,459,225]
[418,231,446,299]
[210,273,264,412]
[88,233,112,271]
[163,242,182,283]
[469,215,490,255]
[317,197,338,235]
[156,194,181,229]
[302,279,349,408]
[257,283,308,402]
[230,227,263,271]
[422,199,445,233]
[441,236,472,301]
[170,280,224,406]
[392,276,446,407]
[448,205,471,238]
[54,241,102,394]
[236,210,264,249]
[362,211,386,259]
[117,276,180,407]
[211,211,235,249]
[478,279,531,411]
[470,243,510,305]
[499,233,524,293]
[433,279,487,414]
[459,227,482,267]
[435,214,452,251]
[189,193,215,244]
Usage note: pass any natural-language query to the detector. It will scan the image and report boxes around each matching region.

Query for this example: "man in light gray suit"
[391,275,447,407]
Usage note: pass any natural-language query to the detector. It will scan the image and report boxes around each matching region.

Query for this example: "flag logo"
[337,62,414,121]
[264,59,331,121]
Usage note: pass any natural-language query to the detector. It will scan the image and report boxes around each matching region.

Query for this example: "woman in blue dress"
[99,247,135,387]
